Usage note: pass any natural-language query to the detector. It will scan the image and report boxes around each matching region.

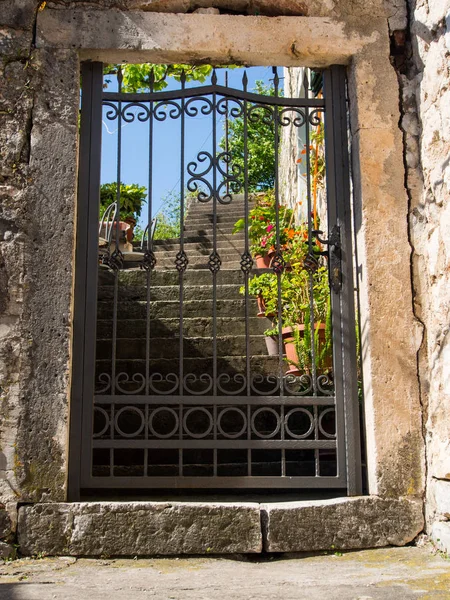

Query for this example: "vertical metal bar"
[324,67,362,495]
[243,72,251,397]
[225,70,230,198]
[272,67,284,398]
[323,69,346,487]
[111,68,123,397]
[145,71,155,396]
[212,70,218,397]
[304,77,318,396]
[179,72,186,396]
[73,62,103,495]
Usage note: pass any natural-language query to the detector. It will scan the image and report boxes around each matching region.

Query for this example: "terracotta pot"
[282,323,331,375]
[254,254,271,269]
[256,295,266,317]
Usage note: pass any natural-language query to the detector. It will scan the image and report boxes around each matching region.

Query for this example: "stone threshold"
[17,496,424,557]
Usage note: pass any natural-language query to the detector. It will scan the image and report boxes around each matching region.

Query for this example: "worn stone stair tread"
[96,317,269,338]
[97,283,245,301]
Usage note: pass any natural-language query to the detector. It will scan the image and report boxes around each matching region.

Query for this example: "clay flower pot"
[254,254,271,269]
[282,323,329,375]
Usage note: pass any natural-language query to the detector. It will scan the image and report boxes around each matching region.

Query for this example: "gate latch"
[312,225,342,293]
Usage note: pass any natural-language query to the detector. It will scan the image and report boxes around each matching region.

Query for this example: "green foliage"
[233,190,293,256]
[152,190,191,240]
[220,81,277,192]
[99,182,147,220]
[104,64,239,93]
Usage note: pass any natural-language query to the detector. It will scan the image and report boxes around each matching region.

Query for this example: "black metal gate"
[69,62,362,497]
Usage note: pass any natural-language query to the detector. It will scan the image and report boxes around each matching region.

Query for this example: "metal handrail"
[98,201,118,254]
[140,216,158,252]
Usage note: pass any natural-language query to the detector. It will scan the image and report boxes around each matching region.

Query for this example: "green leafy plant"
[104,64,239,93]
[99,182,147,221]
[233,190,293,257]
[220,81,279,192]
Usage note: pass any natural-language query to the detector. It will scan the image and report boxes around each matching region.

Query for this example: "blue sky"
[100,66,277,227]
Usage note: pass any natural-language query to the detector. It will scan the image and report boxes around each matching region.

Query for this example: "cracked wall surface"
[0,0,441,554]
[401,0,450,552]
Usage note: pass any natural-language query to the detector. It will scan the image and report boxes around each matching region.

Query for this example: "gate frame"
[28,9,424,506]
[72,62,361,496]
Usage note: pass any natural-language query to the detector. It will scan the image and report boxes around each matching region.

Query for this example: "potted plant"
[233,190,293,267]
[100,182,147,243]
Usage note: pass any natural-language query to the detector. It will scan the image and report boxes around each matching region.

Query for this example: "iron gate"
[69,62,362,497]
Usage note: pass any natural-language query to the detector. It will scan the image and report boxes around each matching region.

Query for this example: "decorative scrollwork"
[103,101,119,121]
[303,251,320,273]
[248,104,274,125]
[250,373,280,395]
[141,249,157,271]
[217,407,247,439]
[216,96,245,119]
[240,251,253,273]
[93,406,110,438]
[95,372,112,394]
[187,151,214,203]
[122,102,151,123]
[309,108,325,126]
[284,373,314,396]
[149,372,179,395]
[251,407,281,439]
[175,250,189,273]
[217,373,247,395]
[284,408,314,439]
[108,248,124,271]
[271,251,285,274]
[153,100,182,122]
[115,372,146,394]
[318,408,336,438]
[114,406,145,438]
[184,96,214,118]
[208,251,221,274]
[279,107,307,128]
[183,373,213,395]
[317,373,335,395]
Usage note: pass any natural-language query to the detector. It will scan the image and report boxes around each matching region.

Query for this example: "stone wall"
[405,0,450,552]
[0,0,445,554]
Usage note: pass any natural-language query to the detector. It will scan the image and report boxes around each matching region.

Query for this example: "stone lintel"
[18,497,424,556]
[36,10,381,67]
[18,501,263,556]
[261,497,424,552]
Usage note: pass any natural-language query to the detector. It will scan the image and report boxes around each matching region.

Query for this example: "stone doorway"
[72,61,362,496]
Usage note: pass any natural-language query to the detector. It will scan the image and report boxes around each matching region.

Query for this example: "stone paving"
[0,545,449,599]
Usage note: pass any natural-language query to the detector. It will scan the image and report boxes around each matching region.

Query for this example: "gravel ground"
[0,545,449,600]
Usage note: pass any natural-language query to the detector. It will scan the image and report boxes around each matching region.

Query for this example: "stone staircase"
[96,195,280,392]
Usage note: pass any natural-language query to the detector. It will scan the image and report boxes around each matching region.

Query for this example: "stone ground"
[0,546,449,599]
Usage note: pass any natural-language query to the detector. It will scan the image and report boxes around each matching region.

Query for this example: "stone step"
[152,251,243,264]
[95,355,282,381]
[97,283,245,302]
[96,335,269,360]
[149,232,245,247]
[151,240,245,254]
[96,316,270,339]
[97,298,257,319]
[99,267,247,287]
[183,216,240,228]
[152,260,243,270]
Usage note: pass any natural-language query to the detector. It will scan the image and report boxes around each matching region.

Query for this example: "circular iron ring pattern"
[318,408,336,438]
[93,406,110,438]
[217,407,247,439]
[114,406,145,439]
[251,407,281,439]
[284,408,314,439]
[148,407,179,439]
[183,407,214,439]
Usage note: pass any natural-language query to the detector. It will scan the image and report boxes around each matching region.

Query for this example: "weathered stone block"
[431,521,450,555]
[262,497,424,552]
[0,509,12,539]
[0,541,16,559]
[434,480,450,519]
[18,502,262,556]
